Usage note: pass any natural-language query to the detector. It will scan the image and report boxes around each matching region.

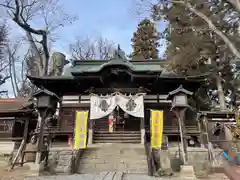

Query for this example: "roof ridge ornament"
[113,44,126,59]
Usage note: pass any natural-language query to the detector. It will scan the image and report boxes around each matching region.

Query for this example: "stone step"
[94,131,140,134]
[80,156,147,161]
[81,151,147,158]
[94,136,140,140]
[93,131,141,143]
[94,133,140,137]
[80,158,147,163]
[77,144,148,174]
[94,139,141,143]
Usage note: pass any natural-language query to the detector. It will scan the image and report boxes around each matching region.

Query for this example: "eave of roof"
[0,109,36,118]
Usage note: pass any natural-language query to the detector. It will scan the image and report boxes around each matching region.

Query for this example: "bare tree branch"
[0,76,10,86]
[0,22,10,96]
[7,43,19,97]
[70,37,116,60]
[1,0,77,76]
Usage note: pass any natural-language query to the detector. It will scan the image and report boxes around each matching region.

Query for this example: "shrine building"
[27,52,207,146]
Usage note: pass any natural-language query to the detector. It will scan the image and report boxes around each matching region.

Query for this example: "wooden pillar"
[203,115,214,164]
[35,111,46,164]
[176,108,188,164]
[22,118,29,154]
[198,117,204,146]
[203,115,209,144]
[88,119,93,145]
[140,117,145,144]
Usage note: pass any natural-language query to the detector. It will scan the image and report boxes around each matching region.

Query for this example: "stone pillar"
[88,119,93,145]
[140,118,145,144]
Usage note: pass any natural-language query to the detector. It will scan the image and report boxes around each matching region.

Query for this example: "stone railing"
[47,147,86,174]
[169,147,224,176]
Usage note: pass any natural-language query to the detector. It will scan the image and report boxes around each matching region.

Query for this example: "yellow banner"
[74,111,88,150]
[237,119,240,126]
[150,110,164,149]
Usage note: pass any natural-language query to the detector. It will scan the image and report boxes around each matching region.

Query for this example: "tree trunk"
[26,32,45,76]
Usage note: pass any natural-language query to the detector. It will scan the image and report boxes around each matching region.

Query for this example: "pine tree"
[157,1,219,75]
[131,18,160,59]
[150,0,240,149]
[151,0,239,109]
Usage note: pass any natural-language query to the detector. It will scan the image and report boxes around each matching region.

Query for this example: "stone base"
[28,163,42,176]
[180,165,197,180]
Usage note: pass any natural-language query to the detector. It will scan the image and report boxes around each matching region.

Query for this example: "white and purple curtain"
[90,93,144,120]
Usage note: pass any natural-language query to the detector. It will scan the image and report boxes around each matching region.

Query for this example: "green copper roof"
[67,59,167,76]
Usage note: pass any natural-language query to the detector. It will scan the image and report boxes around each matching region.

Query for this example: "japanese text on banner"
[150,110,164,149]
[74,111,88,150]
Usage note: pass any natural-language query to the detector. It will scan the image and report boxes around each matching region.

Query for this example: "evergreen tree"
[151,0,239,109]
[131,18,160,59]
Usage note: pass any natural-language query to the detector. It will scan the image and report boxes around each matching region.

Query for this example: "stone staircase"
[77,143,148,174]
[93,131,141,143]
[0,141,14,154]
[0,141,14,164]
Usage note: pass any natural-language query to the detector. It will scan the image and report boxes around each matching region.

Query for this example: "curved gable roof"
[98,58,135,71]
[70,59,165,75]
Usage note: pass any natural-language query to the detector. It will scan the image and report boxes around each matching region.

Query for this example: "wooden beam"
[86,87,150,93]
[61,103,90,108]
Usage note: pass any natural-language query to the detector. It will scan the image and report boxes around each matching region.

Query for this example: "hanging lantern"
[68,136,72,147]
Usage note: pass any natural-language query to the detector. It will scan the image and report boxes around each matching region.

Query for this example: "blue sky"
[54,0,166,57]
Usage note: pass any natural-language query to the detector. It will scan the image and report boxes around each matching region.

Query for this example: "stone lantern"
[167,85,196,179]
[33,89,59,164]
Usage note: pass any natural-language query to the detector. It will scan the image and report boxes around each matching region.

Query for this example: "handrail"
[73,149,85,173]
